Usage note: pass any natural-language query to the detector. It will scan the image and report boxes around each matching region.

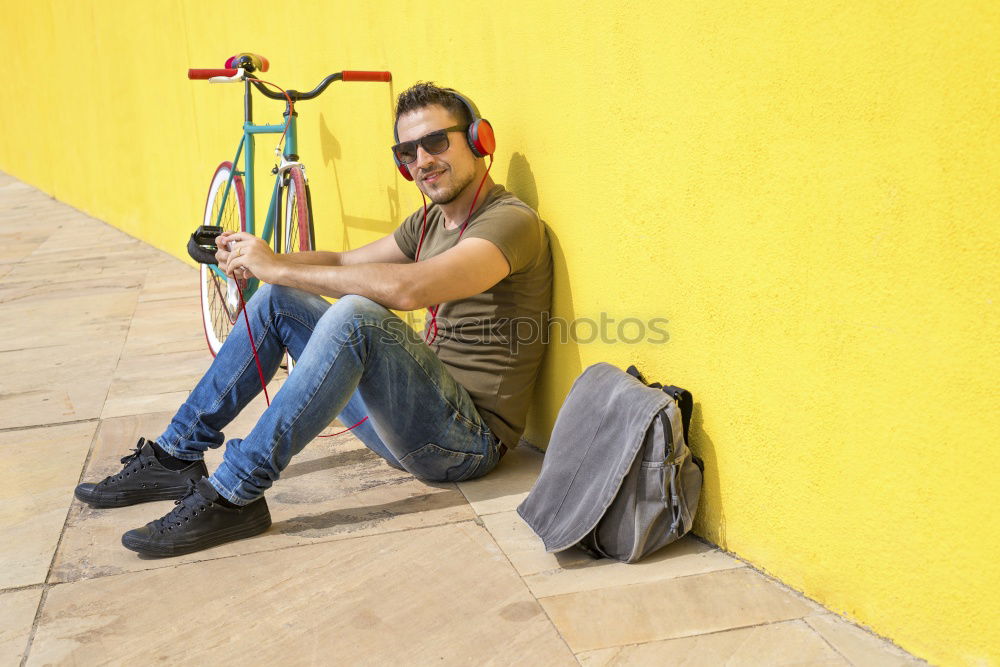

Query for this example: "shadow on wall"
[506,151,539,210]
[318,106,400,252]
[689,401,725,548]
[505,152,722,556]
[505,152,583,448]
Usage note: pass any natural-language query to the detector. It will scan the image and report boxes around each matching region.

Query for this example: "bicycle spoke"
[199,163,246,355]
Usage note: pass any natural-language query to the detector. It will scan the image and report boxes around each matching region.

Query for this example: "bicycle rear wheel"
[199,162,246,356]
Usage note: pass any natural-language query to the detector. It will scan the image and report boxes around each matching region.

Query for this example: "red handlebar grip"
[188,68,238,80]
[342,70,392,82]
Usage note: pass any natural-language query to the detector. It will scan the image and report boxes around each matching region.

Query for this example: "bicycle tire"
[283,166,315,253]
[279,166,315,372]
[199,162,246,357]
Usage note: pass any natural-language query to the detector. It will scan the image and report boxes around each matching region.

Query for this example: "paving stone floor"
[0,171,927,665]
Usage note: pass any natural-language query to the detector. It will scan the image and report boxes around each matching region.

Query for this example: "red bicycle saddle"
[224,53,269,72]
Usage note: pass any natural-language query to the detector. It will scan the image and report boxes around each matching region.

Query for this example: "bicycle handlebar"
[188,68,239,80]
[249,70,392,102]
[189,65,392,101]
[342,70,392,82]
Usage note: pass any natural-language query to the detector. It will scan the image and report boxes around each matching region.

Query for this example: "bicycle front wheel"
[277,166,315,372]
[199,162,246,356]
[282,166,315,253]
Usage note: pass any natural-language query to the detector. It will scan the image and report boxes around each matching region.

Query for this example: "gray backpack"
[517,363,703,563]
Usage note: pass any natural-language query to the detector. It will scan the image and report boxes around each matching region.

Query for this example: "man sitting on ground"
[73,82,553,557]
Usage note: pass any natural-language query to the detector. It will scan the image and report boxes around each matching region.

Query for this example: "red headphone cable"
[234,282,368,438]
[416,155,494,345]
[210,77,368,442]
[245,77,294,153]
[226,154,493,439]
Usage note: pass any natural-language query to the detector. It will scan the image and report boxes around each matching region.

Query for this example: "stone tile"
[577,619,848,666]
[0,272,141,304]
[805,614,925,666]
[540,567,823,653]
[0,290,136,351]
[0,344,121,429]
[101,349,212,419]
[51,412,474,582]
[1,209,85,225]
[130,329,207,355]
[0,226,53,266]
[482,511,744,597]
[5,237,151,276]
[32,522,576,665]
[100,391,196,420]
[129,293,205,327]
[136,281,197,304]
[457,445,543,515]
[135,264,198,304]
[481,509,596,576]
[0,422,97,589]
[0,203,64,222]
[0,587,43,664]
[131,294,201,321]
[220,378,288,437]
[121,274,240,360]
[0,195,56,217]
[120,335,206,359]
[118,308,207,359]
[28,221,146,257]
[5,267,140,298]
[0,382,110,431]
[0,172,28,188]
[103,344,289,419]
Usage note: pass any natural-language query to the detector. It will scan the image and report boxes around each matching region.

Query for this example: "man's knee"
[317,295,407,345]
[333,294,391,318]
[250,283,325,314]
[327,295,396,329]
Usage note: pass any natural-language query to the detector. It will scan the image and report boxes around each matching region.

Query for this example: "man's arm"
[216,231,409,281]
[225,232,510,311]
[278,234,412,267]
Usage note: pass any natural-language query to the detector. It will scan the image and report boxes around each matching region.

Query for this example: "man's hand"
[215,232,254,280]
[217,232,281,283]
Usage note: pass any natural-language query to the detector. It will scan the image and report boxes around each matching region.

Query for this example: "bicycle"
[187,53,391,356]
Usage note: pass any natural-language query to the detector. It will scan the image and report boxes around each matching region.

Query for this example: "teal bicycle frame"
[209,107,299,299]
[190,65,389,353]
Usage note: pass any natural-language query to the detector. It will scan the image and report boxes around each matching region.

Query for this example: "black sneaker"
[74,438,208,508]
[121,478,271,557]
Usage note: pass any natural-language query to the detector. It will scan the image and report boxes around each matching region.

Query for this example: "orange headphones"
[393,89,496,181]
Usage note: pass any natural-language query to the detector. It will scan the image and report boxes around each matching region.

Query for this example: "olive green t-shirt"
[393,185,552,449]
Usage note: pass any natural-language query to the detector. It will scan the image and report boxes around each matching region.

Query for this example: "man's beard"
[423,166,476,205]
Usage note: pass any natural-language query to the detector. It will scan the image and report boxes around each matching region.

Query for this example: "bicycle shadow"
[318,110,400,252]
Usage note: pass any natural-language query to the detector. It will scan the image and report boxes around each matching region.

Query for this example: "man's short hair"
[394,82,473,134]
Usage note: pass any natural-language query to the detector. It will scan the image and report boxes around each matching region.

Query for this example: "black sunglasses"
[392,125,467,164]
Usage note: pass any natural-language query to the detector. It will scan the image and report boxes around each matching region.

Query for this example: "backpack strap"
[625,365,647,384]
[661,385,693,444]
[661,385,704,471]
[627,365,702,470]
[627,365,664,389]
[627,366,692,438]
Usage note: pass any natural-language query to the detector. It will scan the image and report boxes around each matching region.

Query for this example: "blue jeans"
[157,285,503,505]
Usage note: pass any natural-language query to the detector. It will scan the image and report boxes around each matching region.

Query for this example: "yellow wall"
[2,2,997,664]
